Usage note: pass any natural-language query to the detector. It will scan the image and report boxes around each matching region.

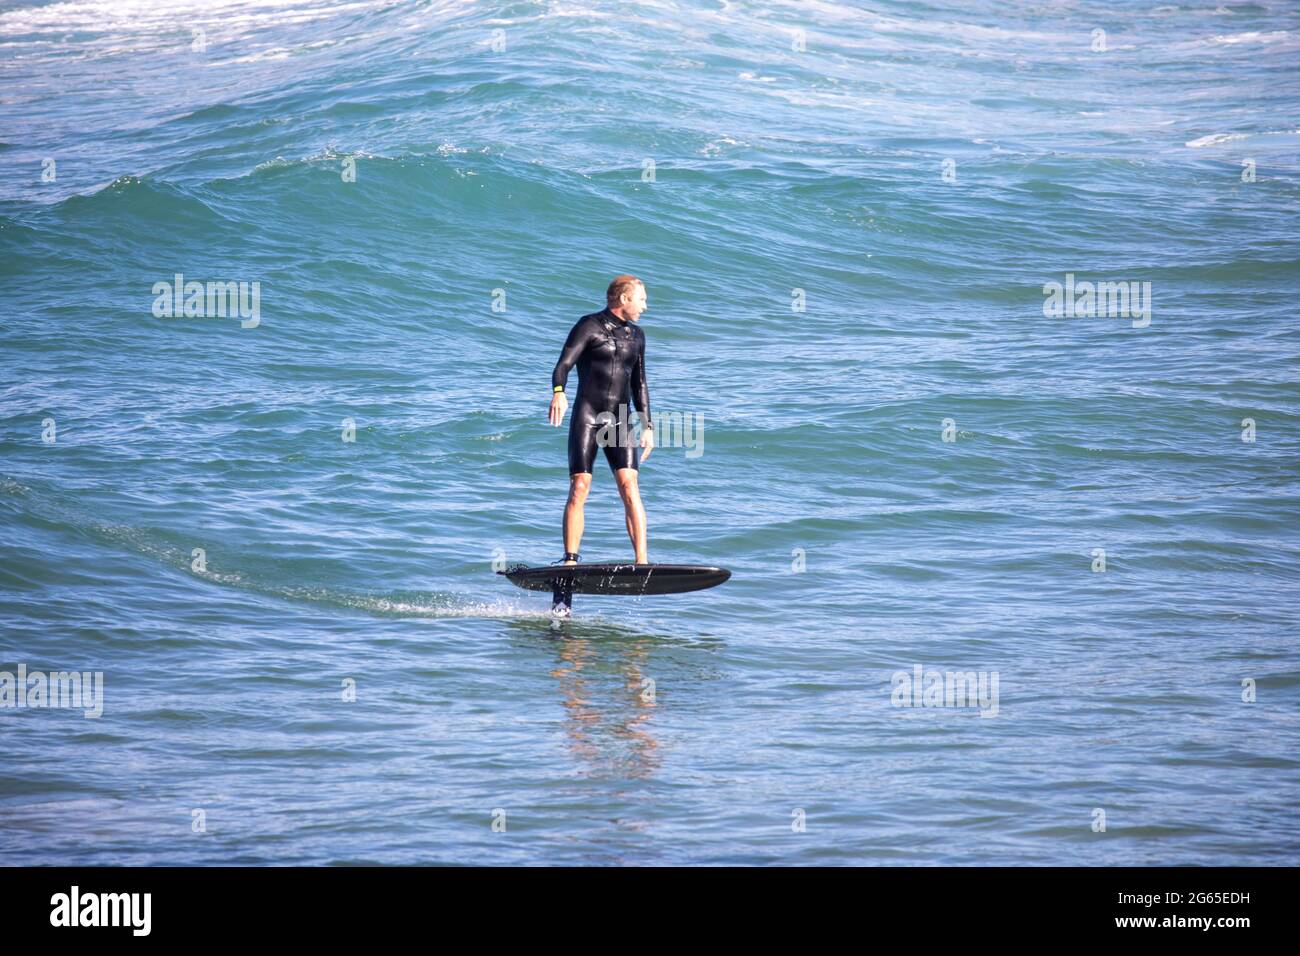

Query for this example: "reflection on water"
[504,616,713,781]
[550,636,660,779]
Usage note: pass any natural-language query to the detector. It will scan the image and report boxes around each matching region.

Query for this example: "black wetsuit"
[552,307,651,475]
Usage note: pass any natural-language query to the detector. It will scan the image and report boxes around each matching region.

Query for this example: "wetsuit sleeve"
[551,319,592,391]
[632,331,651,426]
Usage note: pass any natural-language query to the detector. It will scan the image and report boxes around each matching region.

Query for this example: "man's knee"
[615,470,639,498]
[568,473,592,502]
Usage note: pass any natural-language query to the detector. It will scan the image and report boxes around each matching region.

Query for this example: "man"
[549,275,655,567]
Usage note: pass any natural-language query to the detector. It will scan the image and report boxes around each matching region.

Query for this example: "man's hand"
[549,391,568,426]
[639,424,654,463]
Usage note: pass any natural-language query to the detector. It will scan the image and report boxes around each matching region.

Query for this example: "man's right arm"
[551,317,592,392]
[549,317,591,426]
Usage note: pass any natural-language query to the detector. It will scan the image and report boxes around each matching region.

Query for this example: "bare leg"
[614,468,648,564]
[563,472,591,562]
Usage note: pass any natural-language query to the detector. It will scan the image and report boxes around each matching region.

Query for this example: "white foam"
[1203,30,1289,45]
[1186,129,1300,148]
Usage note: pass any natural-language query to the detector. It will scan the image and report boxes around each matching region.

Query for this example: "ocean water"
[2,0,1298,866]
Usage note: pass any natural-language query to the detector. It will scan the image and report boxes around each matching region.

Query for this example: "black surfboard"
[500,562,730,610]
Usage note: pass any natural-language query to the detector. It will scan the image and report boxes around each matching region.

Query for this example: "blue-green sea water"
[2,0,1299,865]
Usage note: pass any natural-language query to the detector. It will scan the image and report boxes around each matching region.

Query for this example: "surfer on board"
[548,275,655,566]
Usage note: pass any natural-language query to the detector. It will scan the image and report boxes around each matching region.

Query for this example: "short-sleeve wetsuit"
[551,307,651,476]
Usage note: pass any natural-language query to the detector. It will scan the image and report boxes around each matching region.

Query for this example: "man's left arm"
[632,331,653,460]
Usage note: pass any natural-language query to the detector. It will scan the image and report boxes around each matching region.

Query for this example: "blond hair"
[606,274,643,308]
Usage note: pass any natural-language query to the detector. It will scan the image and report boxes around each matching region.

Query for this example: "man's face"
[622,283,647,321]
